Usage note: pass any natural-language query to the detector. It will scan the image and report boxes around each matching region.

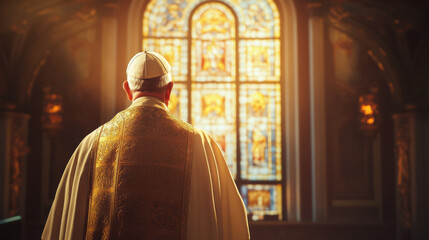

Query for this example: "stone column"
[308,1,327,222]
[100,3,119,123]
[393,110,429,240]
[0,110,30,227]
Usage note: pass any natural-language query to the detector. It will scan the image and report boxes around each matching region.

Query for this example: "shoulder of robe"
[74,126,103,153]
[172,115,194,133]
[192,127,217,145]
[71,110,125,164]
[192,127,207,142]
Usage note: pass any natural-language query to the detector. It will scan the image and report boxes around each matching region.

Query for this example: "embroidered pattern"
[86,105,194,239]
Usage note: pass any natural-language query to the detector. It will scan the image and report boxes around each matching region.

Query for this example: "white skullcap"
[126,51,171,80]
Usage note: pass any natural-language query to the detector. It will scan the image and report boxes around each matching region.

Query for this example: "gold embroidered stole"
[85,105,194,239]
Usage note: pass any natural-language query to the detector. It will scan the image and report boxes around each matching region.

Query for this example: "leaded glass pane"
[237,0,280,38]
[192,40,236,82]
[240,84,281,180]
[168,83,188,121]
[143,0,191,37]
[191,83,237,177]
[192,3,236,82]
[241,184,282,220]
[142,38,188,82]
[192,3,235,39]
[239,39,280,82]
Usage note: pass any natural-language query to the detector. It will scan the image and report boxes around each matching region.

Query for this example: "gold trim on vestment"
[85,105,194,239]
[84,126,103,239]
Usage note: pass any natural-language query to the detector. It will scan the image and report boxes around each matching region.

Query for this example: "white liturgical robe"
[42,96,250,240]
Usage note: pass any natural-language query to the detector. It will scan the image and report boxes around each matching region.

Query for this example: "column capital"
[306,1,326,18]
[100,2,119,18]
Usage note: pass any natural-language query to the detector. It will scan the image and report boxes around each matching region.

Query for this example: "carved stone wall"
[0,111,30,219]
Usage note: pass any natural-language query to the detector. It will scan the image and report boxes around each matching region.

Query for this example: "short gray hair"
[127,72,172,92]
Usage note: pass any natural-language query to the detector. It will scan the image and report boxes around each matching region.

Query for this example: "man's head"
[123,51,174,105]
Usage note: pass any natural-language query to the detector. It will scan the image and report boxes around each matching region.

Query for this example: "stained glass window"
[241,184,282,221]
[143,0,283,221]
[240,84,282,181]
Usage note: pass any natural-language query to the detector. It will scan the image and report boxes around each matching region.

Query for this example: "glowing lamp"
[358,94,379,137]
[42,92,64,136]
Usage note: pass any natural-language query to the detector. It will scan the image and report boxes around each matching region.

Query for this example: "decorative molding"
[331,200,378,207]
[393,113,413,239]
[8,116,29,217]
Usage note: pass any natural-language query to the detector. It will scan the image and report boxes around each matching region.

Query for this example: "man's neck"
[132,91,167,105]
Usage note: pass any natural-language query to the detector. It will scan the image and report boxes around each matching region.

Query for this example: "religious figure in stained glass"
[202,94,225,117]
[248,189,271,211]
[240,85,281,181]
[250,92,267,115]
[241,184,282,220]
[251,129,267,166]
[143,0,282,221]
[202,41,226,72]
[193,4,235,81]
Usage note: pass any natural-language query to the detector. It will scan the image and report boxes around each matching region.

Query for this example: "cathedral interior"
[0,0,428,239]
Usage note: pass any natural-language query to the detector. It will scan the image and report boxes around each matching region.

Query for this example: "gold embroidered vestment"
[85,105,194,239]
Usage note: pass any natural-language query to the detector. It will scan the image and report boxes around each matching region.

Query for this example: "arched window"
[143,0,283,221]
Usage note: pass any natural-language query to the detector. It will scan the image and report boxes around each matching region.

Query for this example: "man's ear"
[123,81,133,101]
[165,82,174,101]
